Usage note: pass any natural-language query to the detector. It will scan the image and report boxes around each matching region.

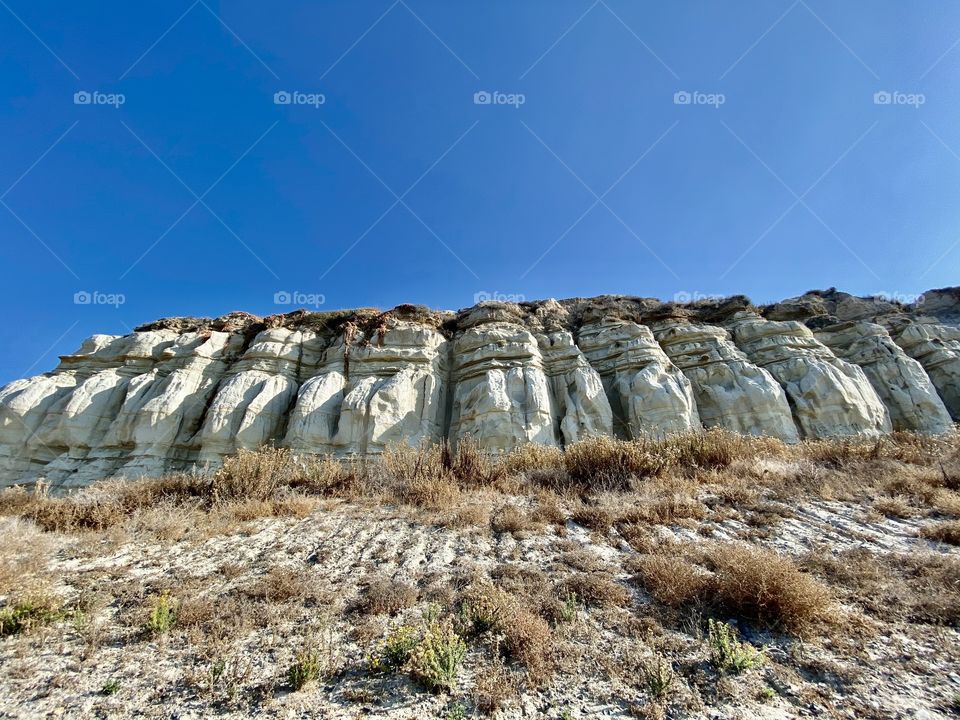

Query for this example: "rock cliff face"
[1,289,958,488]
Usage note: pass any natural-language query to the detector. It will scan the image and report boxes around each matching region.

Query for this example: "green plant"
[560,592,579,623]
[101,679,121,696]
[446,701,466,720]
[707,619,761,675]
[146,592,177,637]
[410,618,467,693]
[288,648,323,690]
[758,686,776,702]
[0,597,62,636]
[369,624,420,672]
[639,657,674,700]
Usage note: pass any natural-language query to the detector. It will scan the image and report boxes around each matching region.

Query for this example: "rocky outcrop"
[886,318,960,420]
[577,319,700,439]
[814,321,953,434]
[725,311,891,439]
[1,288,957,488]
[649,316,799,442]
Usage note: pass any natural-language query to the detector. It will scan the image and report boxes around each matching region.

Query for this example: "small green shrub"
[146,592,177,637]
[369,624,420,672]
[101,679,121,696]
[410,618,466,693]
[288,648,323,690]
[707,619,761,675]
[0,597,62,636]
[559,592,579,623]
[639,657,674,700]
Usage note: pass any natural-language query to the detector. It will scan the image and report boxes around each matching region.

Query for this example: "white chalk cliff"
[1,289,957,488]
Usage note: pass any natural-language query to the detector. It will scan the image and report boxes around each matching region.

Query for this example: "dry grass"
[358,577,418,616]
[633,543,833,633]
[4,430,959,539]
[919,521,960,546]
[560,572,632,610]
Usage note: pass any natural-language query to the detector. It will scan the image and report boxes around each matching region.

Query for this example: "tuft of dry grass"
[633,554,710,609]
[359,577,418,616]
[490,504,535,535]
[919,520,960,546]
[633,543,833,634]
[563,436,666,490]
[706,543,833,633]
[560,572,632,610]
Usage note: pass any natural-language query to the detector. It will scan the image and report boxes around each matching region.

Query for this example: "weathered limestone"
[449,308,556,451]
[538,331,613,445]
[577,318,700,439]
[197,328,307,465]
[726,312,891,438]
[650,317,799,442]
[887,318,960,421]
[286,319,452,456]
[814,321,953,434]
[109,331,245,478]
[1,289,956,488]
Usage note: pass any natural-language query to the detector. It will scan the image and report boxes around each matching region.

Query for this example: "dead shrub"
[448,435,507,489]
[872,496,915,519]
[491,505,533,535]
[359,577,418,616]
[246,567,314,603]
[664,428,782,473]
[919,520,960,546]
[472,658,518,715]
[805,548,960,626]
[383,442,446,486]
[571,504,615,533]
[560,572,631,610]
[634,554,710,609]
[461,583,553,672]
[502,443,565,476]
[564,436,666,490]
[398,475,461,511]
[706,543,833,633]
[212,448,291,502]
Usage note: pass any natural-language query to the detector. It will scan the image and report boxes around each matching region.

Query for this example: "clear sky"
[2,1,959,385]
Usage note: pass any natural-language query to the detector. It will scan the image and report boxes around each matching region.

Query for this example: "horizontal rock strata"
[1,288,958,488]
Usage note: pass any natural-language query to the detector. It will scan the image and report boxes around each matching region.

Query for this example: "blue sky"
[2,0,959,385]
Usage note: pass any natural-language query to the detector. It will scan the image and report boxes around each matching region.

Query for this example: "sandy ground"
[1,486,958,720]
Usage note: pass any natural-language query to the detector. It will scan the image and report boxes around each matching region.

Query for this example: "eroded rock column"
[814,320,953,434]
[726,312,891,438]
[650,316,799,442]
[576,318,700,439]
